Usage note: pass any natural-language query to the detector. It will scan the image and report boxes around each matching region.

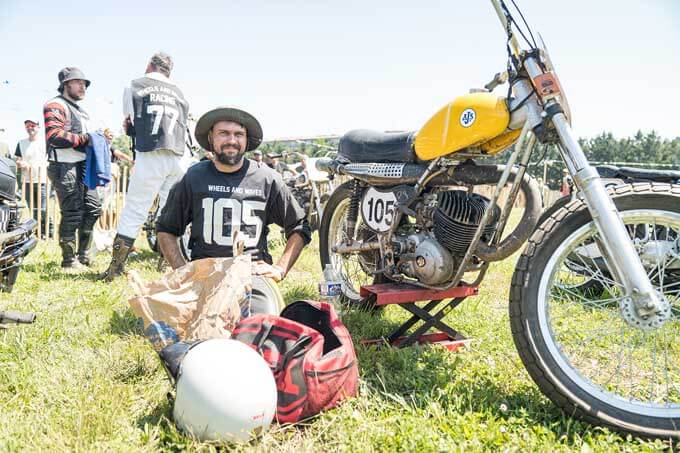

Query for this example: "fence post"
[36,168,42,239]
[45,175,52,240]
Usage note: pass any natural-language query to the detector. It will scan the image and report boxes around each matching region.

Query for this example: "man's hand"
[253,261,286,282]
[122,117,132,134]
[16,160,29,170]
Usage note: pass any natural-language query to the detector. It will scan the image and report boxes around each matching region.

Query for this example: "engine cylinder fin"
[433,190,500,255]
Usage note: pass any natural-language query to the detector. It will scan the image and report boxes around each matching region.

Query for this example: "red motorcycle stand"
[359,283,478,352]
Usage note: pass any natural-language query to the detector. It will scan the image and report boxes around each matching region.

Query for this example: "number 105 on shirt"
[202,198,265,247]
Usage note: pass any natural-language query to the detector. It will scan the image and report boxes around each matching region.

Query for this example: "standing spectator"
[15,119,49,236]
[100,52,190,281]
[44,67,108,270]
[252,149,263,163]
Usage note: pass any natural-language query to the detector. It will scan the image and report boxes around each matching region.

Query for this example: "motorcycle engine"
[396,233,455,285]
[395,190,500,285]
[433,190,500,255]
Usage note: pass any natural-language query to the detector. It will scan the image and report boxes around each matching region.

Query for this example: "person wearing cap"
[252,149,263,163]
[156,107,311,314]
[100,52,191,281]
[15,119,49,236]
[43,67,108,270]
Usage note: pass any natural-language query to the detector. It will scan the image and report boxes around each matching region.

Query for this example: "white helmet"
[173,339,277,442]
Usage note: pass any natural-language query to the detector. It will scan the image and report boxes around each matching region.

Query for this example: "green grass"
[0,235,674,452]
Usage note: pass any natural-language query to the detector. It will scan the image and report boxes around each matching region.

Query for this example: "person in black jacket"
[43,67,110,270]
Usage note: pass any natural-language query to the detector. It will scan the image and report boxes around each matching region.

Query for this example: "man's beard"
[215,144,245,165]
[65,87,84,101]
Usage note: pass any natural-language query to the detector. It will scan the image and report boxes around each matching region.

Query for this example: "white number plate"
[361,187,397,232]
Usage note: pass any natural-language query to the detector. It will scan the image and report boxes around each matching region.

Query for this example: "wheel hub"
[620,293,672,331]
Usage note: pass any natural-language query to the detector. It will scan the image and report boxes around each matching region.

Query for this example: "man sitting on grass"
[156,107,311,315]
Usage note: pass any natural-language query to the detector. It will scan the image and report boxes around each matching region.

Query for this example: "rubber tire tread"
[510,182,680,439]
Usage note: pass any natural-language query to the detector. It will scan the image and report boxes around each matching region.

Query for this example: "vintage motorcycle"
[316,0,680,438]
[0,157,38,327]
[283,153,337,232]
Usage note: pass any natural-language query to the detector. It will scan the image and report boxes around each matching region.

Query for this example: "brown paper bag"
[128,254,251,352]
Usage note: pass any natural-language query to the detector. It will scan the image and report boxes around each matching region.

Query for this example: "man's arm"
[254,232,306,281]
[112,147,133,163]
[158,232,187,269]
[156,175,193,269]
[43,101,89,149]
[254,173,312,281]
[122,86,134,126]
[14,143,27,168]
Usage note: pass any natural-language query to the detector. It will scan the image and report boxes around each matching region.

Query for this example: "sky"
[1,0,678,147]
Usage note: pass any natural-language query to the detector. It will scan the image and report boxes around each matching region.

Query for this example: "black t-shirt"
[157,159,311,263]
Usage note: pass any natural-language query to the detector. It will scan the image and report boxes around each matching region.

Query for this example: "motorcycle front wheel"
[319,181,382,303]
[511,183,680,439]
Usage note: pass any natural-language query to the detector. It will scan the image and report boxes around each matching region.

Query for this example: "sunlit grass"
[0,234,674,451]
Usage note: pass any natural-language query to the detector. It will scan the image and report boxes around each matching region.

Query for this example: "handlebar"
[484,71,509,91]
[315,157,340,174]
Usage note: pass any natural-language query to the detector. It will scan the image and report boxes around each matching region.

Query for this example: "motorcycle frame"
[378,120,536,291]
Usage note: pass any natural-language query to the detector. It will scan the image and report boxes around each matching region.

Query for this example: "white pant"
[117,149,191,239]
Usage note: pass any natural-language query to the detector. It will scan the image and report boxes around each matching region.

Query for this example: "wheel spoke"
[562,256,619,291]
[550,284,624,309]
[539,208,680,414]
[327,195,379,300]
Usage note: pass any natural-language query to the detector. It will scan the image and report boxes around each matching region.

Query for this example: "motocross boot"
[60,239,86,273]
[99,235,134,282]
[77,228,95,266]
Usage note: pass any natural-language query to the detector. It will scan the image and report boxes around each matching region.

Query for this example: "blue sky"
[1,0,678,147]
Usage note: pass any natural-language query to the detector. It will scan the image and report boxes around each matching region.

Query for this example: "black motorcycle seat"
[338,129,416,163]
[597,165,680,183]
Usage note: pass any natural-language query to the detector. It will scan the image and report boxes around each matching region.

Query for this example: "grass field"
[0,235,674,452]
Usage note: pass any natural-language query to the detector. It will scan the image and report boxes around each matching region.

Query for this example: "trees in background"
[513,131,679,189]
[112,129,678,189]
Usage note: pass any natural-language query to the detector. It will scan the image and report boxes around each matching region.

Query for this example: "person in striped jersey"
[44,67,111,271]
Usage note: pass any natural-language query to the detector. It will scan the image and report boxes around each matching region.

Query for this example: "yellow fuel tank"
[414,93,510,160]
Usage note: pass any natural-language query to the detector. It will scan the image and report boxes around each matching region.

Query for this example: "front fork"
[553,113,667,317]
[513,54,667,319]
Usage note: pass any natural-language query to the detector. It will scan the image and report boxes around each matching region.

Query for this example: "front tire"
[511,183,680,438]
